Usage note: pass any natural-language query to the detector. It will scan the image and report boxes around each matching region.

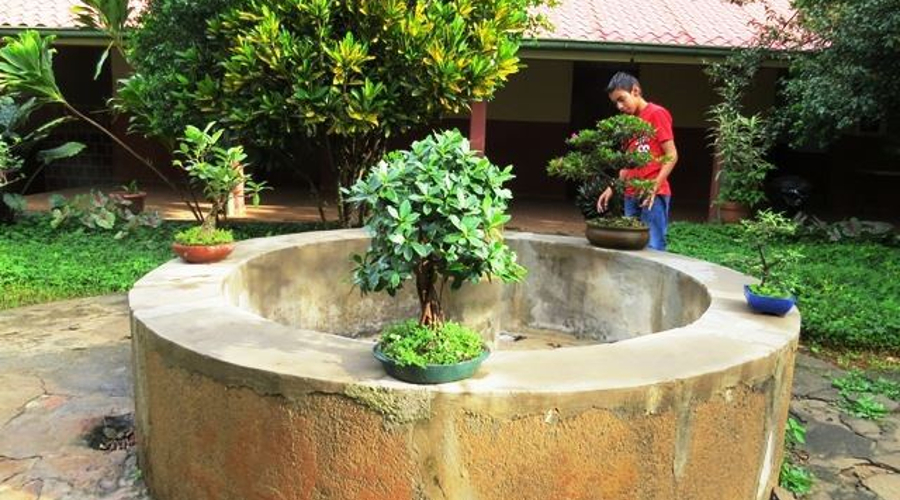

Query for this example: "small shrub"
[173,226,234,246]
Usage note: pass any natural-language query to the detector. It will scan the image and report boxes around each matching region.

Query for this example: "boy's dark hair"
[606,72,641,93]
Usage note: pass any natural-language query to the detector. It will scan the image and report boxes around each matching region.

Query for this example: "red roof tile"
[536,0,794,48]
[1,0,792,50]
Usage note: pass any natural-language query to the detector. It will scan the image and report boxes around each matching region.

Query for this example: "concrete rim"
[129,229,800,396]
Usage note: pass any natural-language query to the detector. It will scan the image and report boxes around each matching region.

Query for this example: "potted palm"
[548,114,656,250]
[171,122,267,263]
[740,209,801,316]
[347,129,527,384]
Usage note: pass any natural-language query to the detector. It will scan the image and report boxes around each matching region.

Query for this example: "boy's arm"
[644,139,678,209]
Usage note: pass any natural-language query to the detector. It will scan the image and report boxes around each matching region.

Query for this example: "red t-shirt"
[623,102,674,196]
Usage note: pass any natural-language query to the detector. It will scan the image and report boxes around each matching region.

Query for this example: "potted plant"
[347,129,527,384]
[109,179,147,214]
[547,114,656,250]
[171,122,267,264]
[706,52,776,223]
[740,209,801,316]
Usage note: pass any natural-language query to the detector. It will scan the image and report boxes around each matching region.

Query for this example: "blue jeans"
[625,195,671,251]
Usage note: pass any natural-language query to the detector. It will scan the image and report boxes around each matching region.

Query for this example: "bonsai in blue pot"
[740,210,802,316]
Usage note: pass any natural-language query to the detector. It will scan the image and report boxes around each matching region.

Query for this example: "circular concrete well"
[129,230,799,500]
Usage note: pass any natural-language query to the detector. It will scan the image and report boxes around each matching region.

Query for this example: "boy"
[596,72,678,251]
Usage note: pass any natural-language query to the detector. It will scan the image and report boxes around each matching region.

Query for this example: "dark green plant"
[548,114,655,225]
[347,129,526,327]
[379,320,484,368]
[122,0,548,227]
[740,210,801,297]
[173,122,268,237]
[705,50,776,209]
[754,0,900,147]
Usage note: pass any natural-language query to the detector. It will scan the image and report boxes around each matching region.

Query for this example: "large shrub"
[347,129,526,326]
[122,0,548,226]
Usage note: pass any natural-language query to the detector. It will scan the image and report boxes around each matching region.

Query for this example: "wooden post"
[469,101,487,154]
[227,165,246,217]
[707,153,721,222]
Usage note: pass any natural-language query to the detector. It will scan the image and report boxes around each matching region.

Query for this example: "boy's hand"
[641,192,656,210]
[597,186,613,213]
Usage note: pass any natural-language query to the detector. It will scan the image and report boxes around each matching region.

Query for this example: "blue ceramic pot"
[373,344,489,384]
[743,285,796,316]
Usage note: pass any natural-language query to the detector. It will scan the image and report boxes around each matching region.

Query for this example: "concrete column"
[469,101,487,153]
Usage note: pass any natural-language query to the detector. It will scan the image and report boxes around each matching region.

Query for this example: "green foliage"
[772,0,900,146]
[72,0,132,79]
[0,31,65,103]
[669,222,900,351]
[832,369,900,419]
[347,129,525,325]
[173,225,234,246]
[379,320,485,368]
[740,210,801,297]
[123,0,545,226]
[173,122,268,233]
[0,216,323,310]
[120,180,141,194]
[780,416,813,495]
[780,461,814,496]
[48,190,161,238]
[705,51,775,208]
[114,0,234,142]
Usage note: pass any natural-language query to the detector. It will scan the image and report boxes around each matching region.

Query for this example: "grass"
[0,214,327,310]
[668,221,900,352]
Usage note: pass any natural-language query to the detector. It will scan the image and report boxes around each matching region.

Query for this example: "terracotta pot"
[110,191,147,214]
[171,242,235,264]
[717,201,751,224]
[584,223,649,250]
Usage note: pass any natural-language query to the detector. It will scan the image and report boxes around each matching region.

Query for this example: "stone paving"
[2,294,900,499]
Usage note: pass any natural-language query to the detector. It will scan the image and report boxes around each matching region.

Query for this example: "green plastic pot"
[372,344,489,384]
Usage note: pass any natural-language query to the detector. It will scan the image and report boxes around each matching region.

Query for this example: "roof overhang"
[522,38,788,67]
[0,27,107,46]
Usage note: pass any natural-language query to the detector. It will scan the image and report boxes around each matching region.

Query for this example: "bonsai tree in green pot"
[740,209,802,315]
[171,122,267,263]
[547,114,656,249]
[347,129,527,384]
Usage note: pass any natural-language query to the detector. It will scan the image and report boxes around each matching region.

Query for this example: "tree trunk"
[416,261,443,327]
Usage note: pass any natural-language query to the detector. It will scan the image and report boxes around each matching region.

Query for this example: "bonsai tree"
[547,114,656,227]
[741,209,802,298]
[172,123,267,246]
[347,129,526,368]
